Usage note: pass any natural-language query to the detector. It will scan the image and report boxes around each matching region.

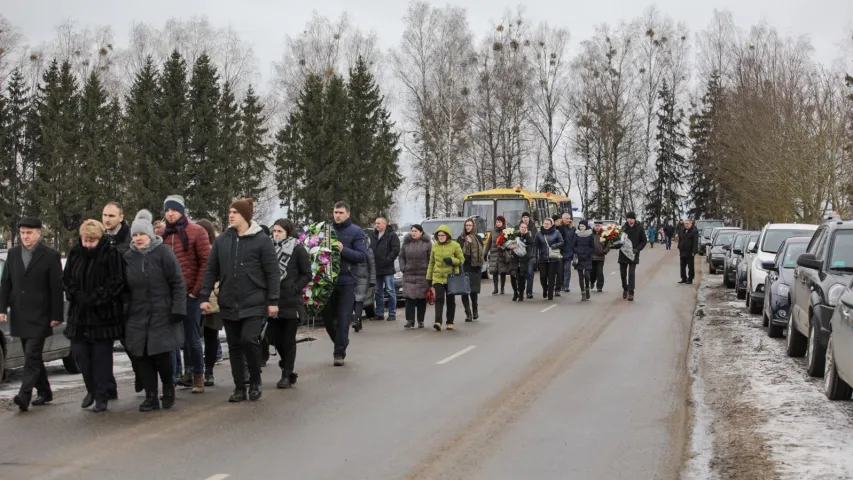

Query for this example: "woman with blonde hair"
[63,219,127,412]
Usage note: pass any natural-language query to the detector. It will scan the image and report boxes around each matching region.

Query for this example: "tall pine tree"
[125,56,162,213]
[235,85,271,214]
[157,50,191,209]
[31,60,83,251]
[688,72,724,220]
[645,80,687,227]
[345,56,402,225]
[3,69,33,239]
[78,71,115,219]
[213,80,241,227]
[186,53,220,218]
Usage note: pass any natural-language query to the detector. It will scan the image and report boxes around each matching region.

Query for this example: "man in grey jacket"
[200,199,279,402]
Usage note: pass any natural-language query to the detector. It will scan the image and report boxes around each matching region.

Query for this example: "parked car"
[761,237,810,338]
[746,223,818,315]
[724,231,754,288]
[421,216,489,278]
[706,228,741,274]
[0,254,78,382]
[694,219,726,234]
[786,220,853,377]
[825,280,853,400]
[699,227,716,256]
[736,232,761,299]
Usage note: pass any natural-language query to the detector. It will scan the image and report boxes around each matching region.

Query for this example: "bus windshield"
[496,199,528,230]
[463,201,493,227]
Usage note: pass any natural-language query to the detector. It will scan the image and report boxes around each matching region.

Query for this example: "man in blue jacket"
[559,213,577,294]
[324,201,369,366]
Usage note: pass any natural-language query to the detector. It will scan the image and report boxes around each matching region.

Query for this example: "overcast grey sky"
[7,0,853,80]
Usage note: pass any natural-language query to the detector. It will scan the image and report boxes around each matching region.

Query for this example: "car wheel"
[806,317,826,377]
[825,334,853,400]
[724,274,733,289]
[736,286,746,300]
[62,351,81,374]
[749,294,762,315]
[767,312,784,338]
[786,311,807,357]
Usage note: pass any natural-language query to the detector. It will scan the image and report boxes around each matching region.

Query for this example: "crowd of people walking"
[0,197,657,414]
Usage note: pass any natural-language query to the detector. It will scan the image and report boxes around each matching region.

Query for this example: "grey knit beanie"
[131,209,155,240]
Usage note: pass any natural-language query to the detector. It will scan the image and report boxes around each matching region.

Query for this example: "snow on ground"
[684,274,853,480]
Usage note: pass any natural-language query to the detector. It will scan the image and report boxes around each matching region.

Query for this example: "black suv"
[761,237,809,338]
[724,231,754,288]
[707,228,741,274]
[787,220,853,377]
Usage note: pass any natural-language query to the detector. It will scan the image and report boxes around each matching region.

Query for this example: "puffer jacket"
[157,219,211,298]
[199,221,279,321]
[355,248,377,303]
[400,233,431,299]
[426,225,465,285]
[333,218,368,285]
[535,226,564,263]
[124,237,187,357]
[485,228,512,275]
[509,231,535,271]
[573,228,595,270]
[559,225,577,259]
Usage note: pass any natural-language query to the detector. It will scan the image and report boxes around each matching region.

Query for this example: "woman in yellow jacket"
[426,225,465,331]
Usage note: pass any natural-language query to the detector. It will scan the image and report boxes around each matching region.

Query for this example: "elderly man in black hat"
[0,217,64,412]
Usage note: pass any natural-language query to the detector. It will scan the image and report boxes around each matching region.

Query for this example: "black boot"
[161,385,175,409]
[229,387,248,403]
[249,383,263,401]
[277,370,293,389]
[492,276,499,295]
[204,373,215,387]
[134,376,143,393]
[404,319,414,329]
[500,274,506,294]
[139,392,160,412]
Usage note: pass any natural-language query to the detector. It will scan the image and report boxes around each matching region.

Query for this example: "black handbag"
[446,268,471,296]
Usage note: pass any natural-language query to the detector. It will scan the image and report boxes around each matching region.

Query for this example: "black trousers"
[511,267,527,297]
[620,263,637,292]
[492,274,506,292]
[555,261,564,291]
[539,261,559,299]
[405,298,427,323]
[224,316,265,387]
[19,337,50,399]
[203,325,220,375]
[323,284,355,358]
[71,338,114,403]
[433,283,456,325]
[591,260,605,290]
[460,293,478,317]
[577,267,592,292]
[266,317,299,374]
[680,255,696,281]
[133,351,172,395]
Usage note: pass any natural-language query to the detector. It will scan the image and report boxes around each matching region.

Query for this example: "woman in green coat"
[426,225,465,331]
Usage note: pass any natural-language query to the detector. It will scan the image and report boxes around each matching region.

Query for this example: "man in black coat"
[678,219,700,284]
[0,217,64,412]
[102,202,131,255]
[370,217,400,321]
[618,212,647,301]
[200,199,279,403]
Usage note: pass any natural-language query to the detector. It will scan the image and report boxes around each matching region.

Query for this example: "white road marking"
[540,305,557,313]
[436,346,477,365]
[205,475,230,480]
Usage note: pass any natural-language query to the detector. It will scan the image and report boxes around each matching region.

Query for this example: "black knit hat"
[522,211,531,218]
[625,212,637,220]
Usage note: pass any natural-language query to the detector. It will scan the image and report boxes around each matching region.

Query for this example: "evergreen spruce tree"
[321,75,351,218]
[345,56,402,225]
[125,56,162,213]
[213,80,241,227]
[30,60,83,251]
[688,72,723,220]
[186,53,221,218]
[235,85,271,217]
[158,50,191,206]
[541,162,558,195]
[105,96,125,202]
[645,80,687,227]
[4,70,31,230]
[78,71,114,219]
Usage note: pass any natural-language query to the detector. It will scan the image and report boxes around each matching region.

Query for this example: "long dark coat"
[124,238,187,357]
[369,228,400,277]
[355,248,377,303]
[573,229,595,270]
[400,233,432,299]
[485,228,512,275]
[457,229,483,295]
[276,240,312,319]
[62,238,126,341]
[0,242,64,339]
[619,221,648,265]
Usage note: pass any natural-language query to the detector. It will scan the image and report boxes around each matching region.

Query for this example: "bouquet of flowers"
[600,224,623,250]
[298,222,341,318]
[496,227,517,248]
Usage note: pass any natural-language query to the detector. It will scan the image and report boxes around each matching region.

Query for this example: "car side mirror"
[761,261,777,272]
[733,248,743,255]
[723,245,731,251]
[797,253,822,270]
[747,241,756,252]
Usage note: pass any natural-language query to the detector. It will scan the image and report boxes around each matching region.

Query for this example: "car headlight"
[778,284,789,297]
[828,284,845,306]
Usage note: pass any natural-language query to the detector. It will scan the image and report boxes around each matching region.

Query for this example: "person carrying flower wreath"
[426,225,465,331]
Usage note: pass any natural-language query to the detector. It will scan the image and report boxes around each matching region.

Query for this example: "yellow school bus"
[462,186,573,232]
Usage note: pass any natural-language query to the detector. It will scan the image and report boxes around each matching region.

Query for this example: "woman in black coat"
[270,219,312,389]
[508,222,535,302]
[572,220,595,301]
[124,210,187,412]
[534,217,564,301]
[63,220,126,412]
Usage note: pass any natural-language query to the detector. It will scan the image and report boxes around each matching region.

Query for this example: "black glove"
[171,313,188,324]
[443,257,453,266]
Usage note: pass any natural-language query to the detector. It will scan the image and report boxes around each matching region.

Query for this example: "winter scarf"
[461,230,484,268]
[273,236,297,281]
[163,215,190,251]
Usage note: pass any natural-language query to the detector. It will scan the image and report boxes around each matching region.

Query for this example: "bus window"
[548,202,559,219]
[496,199,529,229]
[463,200,494,229]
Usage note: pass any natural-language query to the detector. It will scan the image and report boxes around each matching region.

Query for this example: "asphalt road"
[0,247,696,480]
